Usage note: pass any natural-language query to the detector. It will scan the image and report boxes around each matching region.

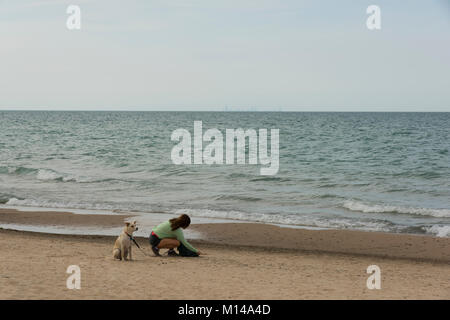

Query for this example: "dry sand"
[0,209,449,299]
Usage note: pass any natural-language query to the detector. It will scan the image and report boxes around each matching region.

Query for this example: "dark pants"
[149,233,161,247]
[177,242,199,257]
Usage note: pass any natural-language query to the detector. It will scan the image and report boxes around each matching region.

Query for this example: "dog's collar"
[126,232,141,249]
[125,232,134,240]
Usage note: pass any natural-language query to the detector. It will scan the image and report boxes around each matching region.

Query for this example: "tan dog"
[113,221,138,261]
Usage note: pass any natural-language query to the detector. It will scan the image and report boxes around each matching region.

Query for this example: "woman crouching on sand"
[149,214,203,257]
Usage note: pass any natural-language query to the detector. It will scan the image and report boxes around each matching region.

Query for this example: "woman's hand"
[197,250,206,256]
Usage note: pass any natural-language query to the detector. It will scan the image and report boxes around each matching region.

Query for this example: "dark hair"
[170,214,191,231]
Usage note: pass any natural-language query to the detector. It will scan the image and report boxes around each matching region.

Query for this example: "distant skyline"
[1,0,449,112]
[1,106,450,112]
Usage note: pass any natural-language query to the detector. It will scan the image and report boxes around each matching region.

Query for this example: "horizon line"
[0,109,449,113]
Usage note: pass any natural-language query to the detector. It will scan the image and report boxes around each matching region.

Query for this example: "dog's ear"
[133,221,137,225]
[125,222,130,226]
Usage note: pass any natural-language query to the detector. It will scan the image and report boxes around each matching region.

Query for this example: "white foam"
[424,225,450,238]
[36,169,77,182]
[343,200,450,218]
[2,200,445,236]
[175,208,394,232]
[36,169,62,181]
[5,198,118,211]
[0,223,122,236]
[0,203,125,216]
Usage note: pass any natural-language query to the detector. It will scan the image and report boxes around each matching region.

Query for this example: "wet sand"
[0,208,131,228]
[191,223,450,262]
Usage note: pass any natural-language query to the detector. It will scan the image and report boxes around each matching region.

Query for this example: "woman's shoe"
[151,246,161,256]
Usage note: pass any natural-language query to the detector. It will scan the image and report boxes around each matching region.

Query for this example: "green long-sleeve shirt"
[152,220,198,253]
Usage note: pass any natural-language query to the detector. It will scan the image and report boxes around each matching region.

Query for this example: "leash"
[126,233,152,258]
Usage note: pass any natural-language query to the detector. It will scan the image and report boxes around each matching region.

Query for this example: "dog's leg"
[124,247,129,261]
[121,244,127,261]
[129,245,133,261]
[113,248,121,260]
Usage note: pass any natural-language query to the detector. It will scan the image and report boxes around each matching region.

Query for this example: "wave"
[311,193,344,199]
[0,166,73,181]
[0,193,23,204]
[4,197,119,211]
[178,207,449,237]
[215,195,262,202]
[174,208,396,233]
[0,166,125,184]
[317,183,340,188]
[227,173,250,178]
[36,169,76,182]
[3,197,447,237]
[0,166,37,175]
[2,197,157,215]
[391,171,442,179]
[4,197,380,232]
[424,225,450,237]
[343,200,450,218]
[249,176,291,182]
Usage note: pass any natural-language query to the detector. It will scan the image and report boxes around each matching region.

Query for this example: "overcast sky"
[1,0,449,111]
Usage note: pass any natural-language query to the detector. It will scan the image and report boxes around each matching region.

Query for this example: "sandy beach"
[0,209,449,300]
